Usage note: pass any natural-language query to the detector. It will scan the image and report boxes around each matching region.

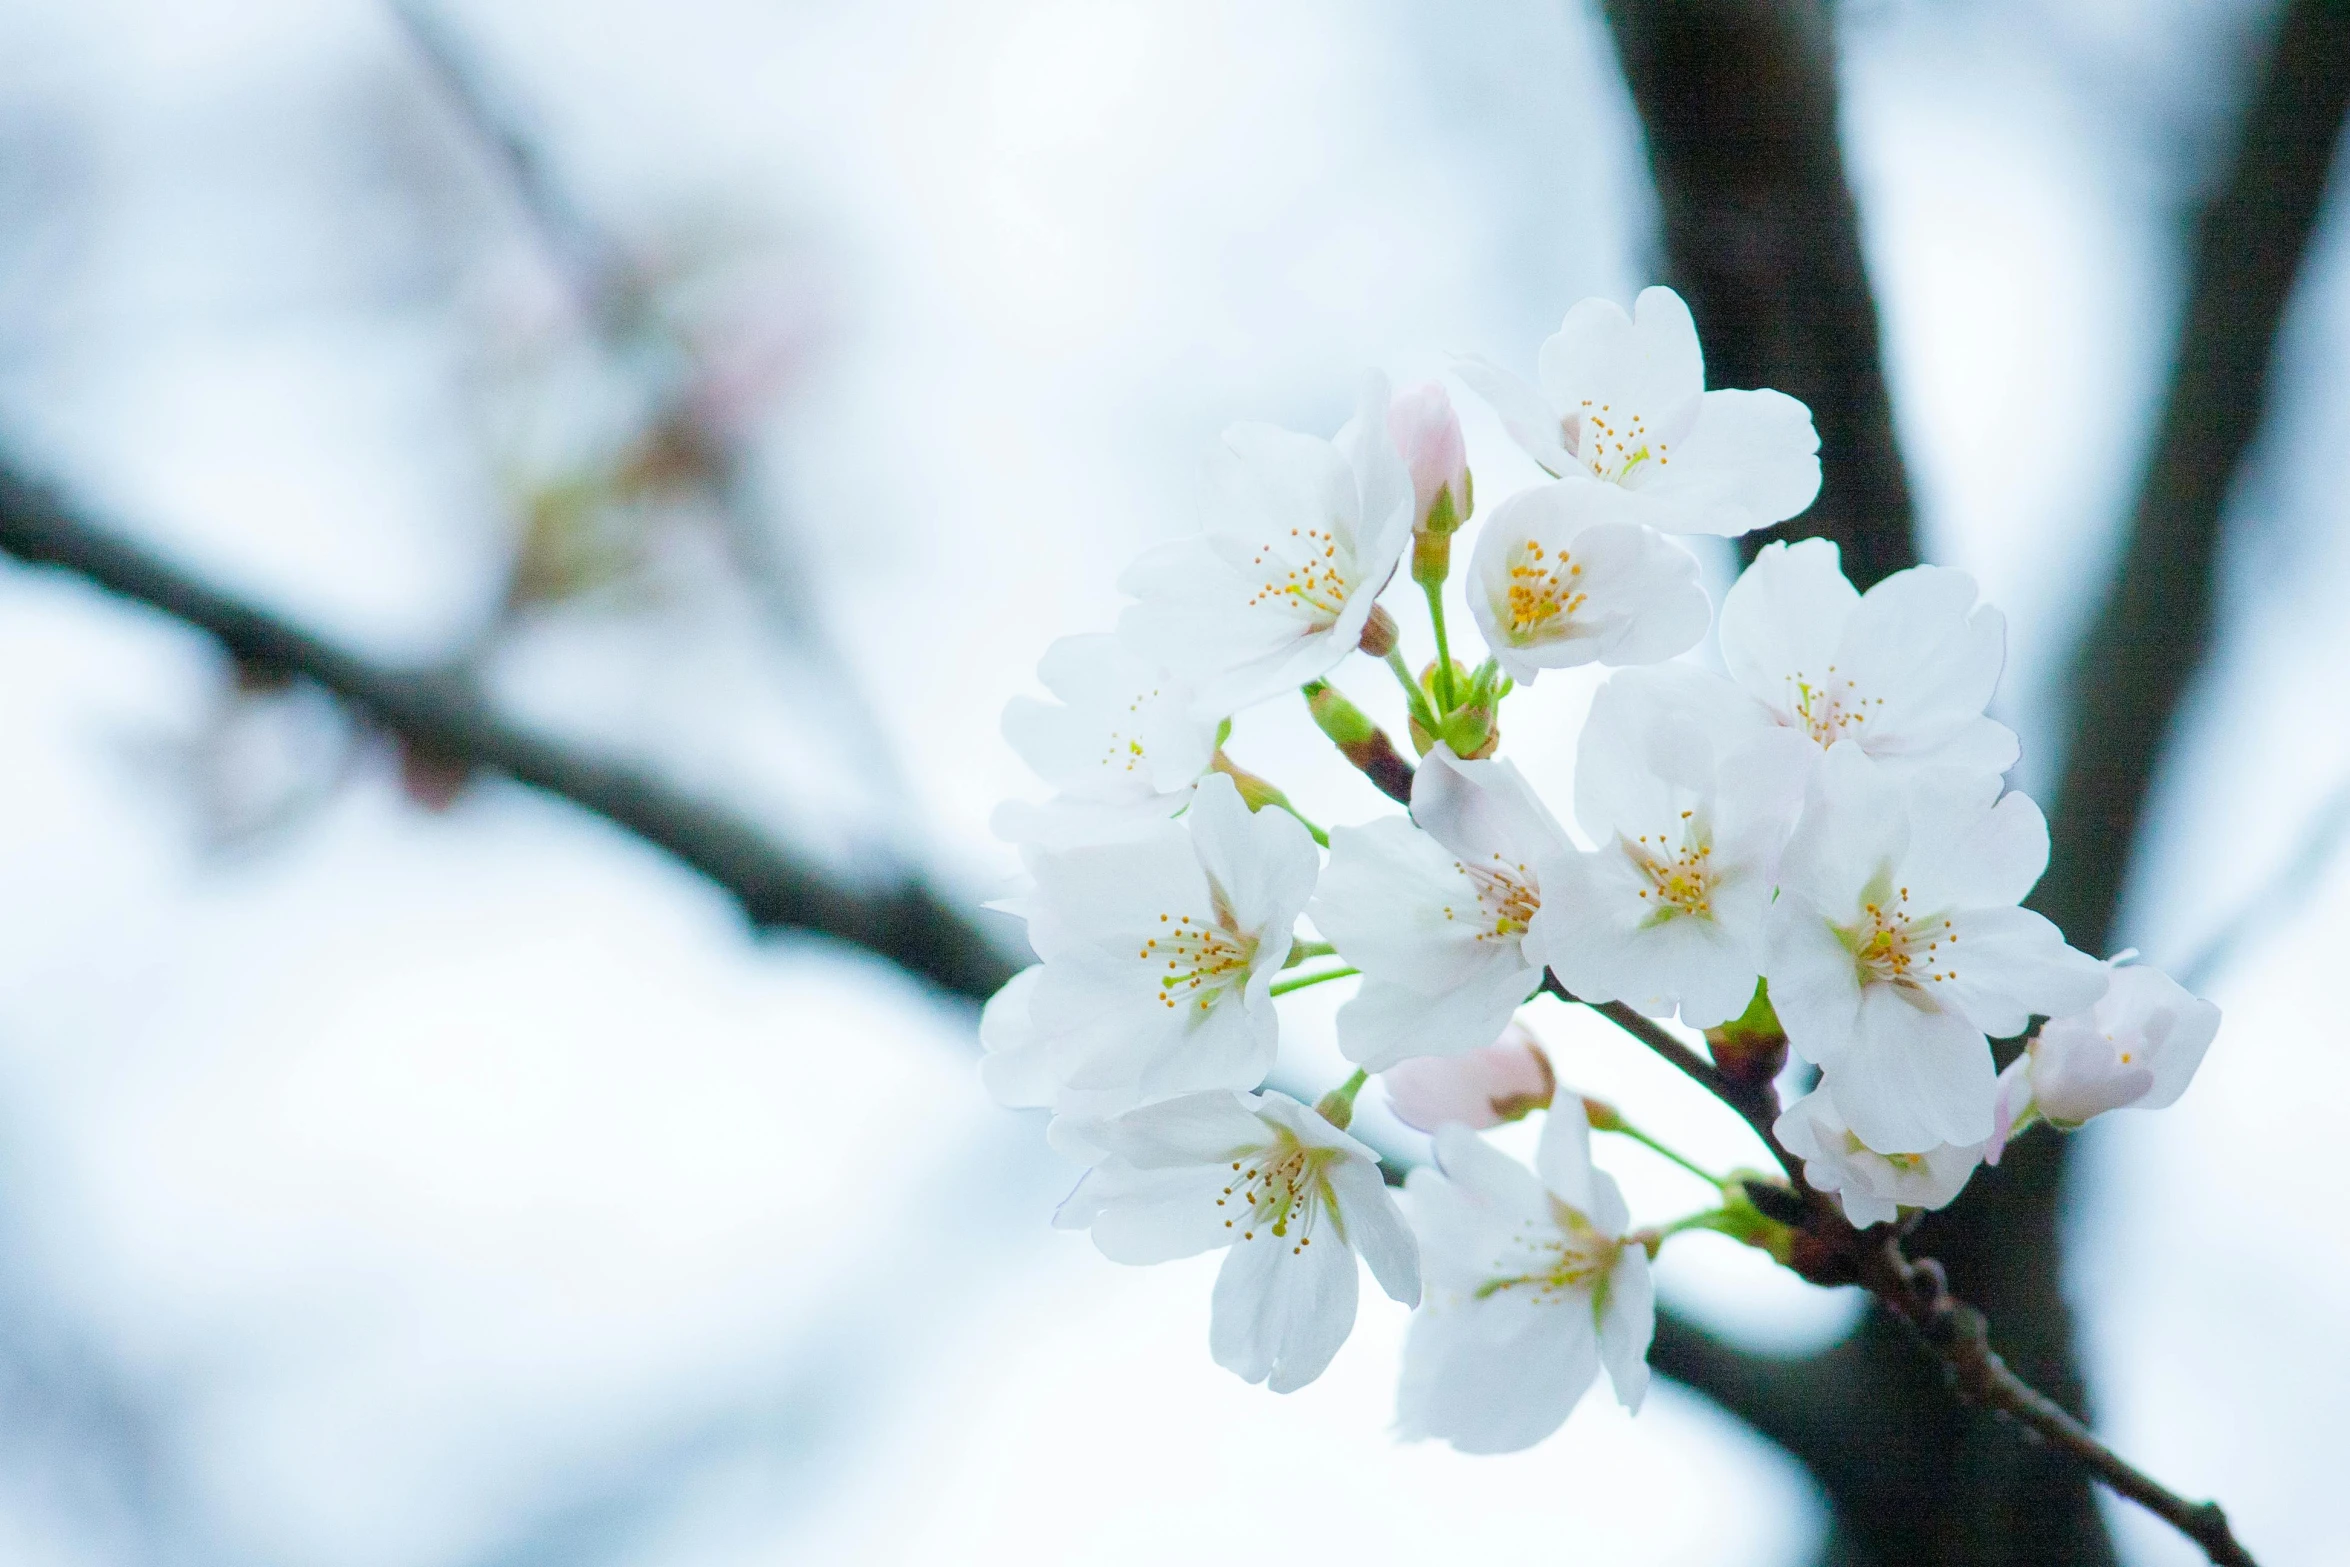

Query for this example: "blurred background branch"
[1600,0,1917,590]
[0,459,1018,1004]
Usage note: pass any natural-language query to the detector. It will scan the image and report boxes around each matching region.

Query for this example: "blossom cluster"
[981,288,2220,1451]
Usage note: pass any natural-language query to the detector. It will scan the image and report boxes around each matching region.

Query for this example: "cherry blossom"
[1396,1111,1653,1452]
[1531,664,1812,1027]
[1382,1021,1555,1133]
[1055,1089,1419,1393]
[1718,539,2018,778]
[1775,1081,1982,1228]
[1311,747,1567,1069]
[992,633,1218,848]
[1463,480,1710,683]
[1455,286,1820,537]
[985,772,1317,1119]
[1765,746,2108,1151]
[1120,372,1413,717]
[1989,961,2220,1160]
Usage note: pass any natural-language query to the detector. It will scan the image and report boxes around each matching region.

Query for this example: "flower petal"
[1636,388,1821,536]
[1718,538,1857,723]
[1396,1290,1598,1453]
[1597,1243,1656,1411]
[1453,354,1572,477]
[1327,1156,1422,1307]
[1210,1203,1361,1392]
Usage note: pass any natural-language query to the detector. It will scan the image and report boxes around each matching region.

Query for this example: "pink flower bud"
[1388,381,1470,537]
[1381,1022,1555,1132]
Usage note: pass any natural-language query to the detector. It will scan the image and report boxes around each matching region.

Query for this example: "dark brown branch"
[1599,0,1918,589]
[0,457,1020,1005]
[2038,0,2350,957]
[1855,1243,2258,1567]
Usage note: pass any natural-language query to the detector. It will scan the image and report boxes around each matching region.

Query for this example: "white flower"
[1311,747,1568,1070]
[1531,665,1812,1027]
[1396,1111,1654,1453]
[1055,1088,1420,1393]
[1989,961,2220,1160]
[992,633,1219,848]
[1463,481,1710,683]
[986,772,1318,1118]
[1382,1020,1555,1133]
[1120,372,1413,718]
[1774,1081,1981,1228]
[1764,745,2108,1151]
[1718,539,2018,777]
[1455,286,1820,537]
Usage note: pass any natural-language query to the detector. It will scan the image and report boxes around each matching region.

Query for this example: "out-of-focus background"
[0,1,2342,1564]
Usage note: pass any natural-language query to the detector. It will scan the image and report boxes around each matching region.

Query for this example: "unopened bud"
[1383,1022,1555,1132]
[1302,680,1418,804]
[1405,659,1497,759]
[1357,603,1399,657]
[1580,1095,1625,1132]
[1389,381,1471,540]
[1705,981,1788,1088]
[1304,679,1379,749]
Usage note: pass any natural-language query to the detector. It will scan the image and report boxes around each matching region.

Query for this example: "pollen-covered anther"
[1625,828,1716,920]
[1476,1206,1623,1302]
[1218,1133,1339,1246]
[1847,900,1959,991]
[1243,524,1353,623]
[1141,915,1258,1011]
[1501,538,1589,640]
[1790,666,1888,747]
[1458,855,1540,939]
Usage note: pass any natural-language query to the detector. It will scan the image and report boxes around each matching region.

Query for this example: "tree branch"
[1576,993,2261,1567]
[1854,1243,2258,1567]
[1599,0,1918,589]
[0,457,1020,1005]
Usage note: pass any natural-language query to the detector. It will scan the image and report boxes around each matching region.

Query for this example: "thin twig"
[1538,972,1799,1181]
[1855,1241,2260,1567]
[1566,967,2257,1564]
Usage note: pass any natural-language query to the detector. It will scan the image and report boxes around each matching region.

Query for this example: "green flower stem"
[1283,940,1338,966]
[1316,1067,1371,1130]
[1630,1206,1745,1258]
[1383,646,1438,734]
[1268,964,1360,998]
[1600,1121,1732,1188]
[1422,579,1457,710]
